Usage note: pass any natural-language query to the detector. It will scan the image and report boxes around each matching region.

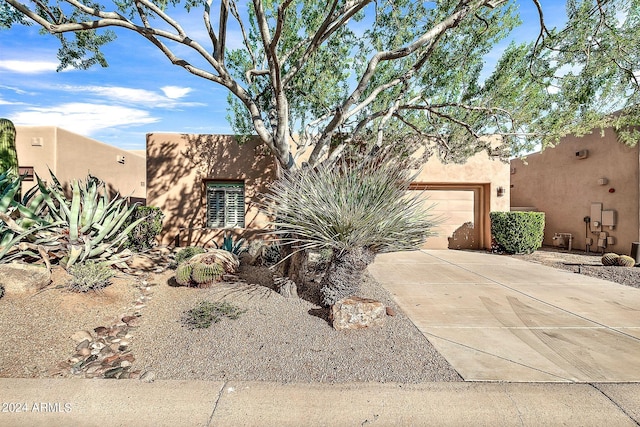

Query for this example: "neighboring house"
[510,128,639,255]
[146,132,511,249]
[14,126,146,203]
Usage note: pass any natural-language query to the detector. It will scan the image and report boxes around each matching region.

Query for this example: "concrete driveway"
[369,250,640,382]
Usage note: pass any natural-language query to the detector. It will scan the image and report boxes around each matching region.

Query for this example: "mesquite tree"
[2,0,638,172]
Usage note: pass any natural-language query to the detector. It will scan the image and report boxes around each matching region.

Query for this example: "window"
[206,181,245,228]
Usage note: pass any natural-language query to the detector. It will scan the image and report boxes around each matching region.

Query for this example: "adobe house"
[146,132,510,249]
[510,128,640,255]
[14,126,146,202]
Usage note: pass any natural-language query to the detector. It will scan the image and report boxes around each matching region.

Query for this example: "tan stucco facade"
[511,129,640,255]
[15,126,146,200]
[411,151,511,250]
[146,133,278,247]
[147,133,510,249]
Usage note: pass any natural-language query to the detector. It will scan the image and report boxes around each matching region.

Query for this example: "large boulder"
[0,262,51,294]
[330,296,386,331]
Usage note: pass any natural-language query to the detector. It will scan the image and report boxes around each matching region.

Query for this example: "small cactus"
[617,255,636,267]
[191,262,224,286]
[601,253,620,266]
[175,263,194,286]
[0,118,18,178]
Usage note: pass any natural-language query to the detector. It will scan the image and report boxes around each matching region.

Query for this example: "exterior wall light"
[497,186,506,197]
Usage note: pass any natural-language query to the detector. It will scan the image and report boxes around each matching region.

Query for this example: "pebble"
[70,330,93,342]
[140,371,156,383]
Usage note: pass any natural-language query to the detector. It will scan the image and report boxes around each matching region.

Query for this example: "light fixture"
[497,186,505,197]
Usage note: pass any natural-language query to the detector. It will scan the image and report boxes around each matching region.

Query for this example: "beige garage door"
[412,187,480,250]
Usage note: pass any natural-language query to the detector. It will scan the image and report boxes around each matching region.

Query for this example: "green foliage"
[213,231,247,256]
[123,206,164,252]
[617,255,636,268]
[174,246,206,265]
[490,212,545,255]
[0,169,143,268]
[601,253,620,266]
[66,261,115,292]
[182,300,246,329]
[0,119,18,178]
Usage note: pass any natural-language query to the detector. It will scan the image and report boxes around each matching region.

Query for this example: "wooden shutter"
[206,182,245,228]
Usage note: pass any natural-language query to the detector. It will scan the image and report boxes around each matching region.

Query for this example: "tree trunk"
[320,247,375,306]
[277,243,308,298]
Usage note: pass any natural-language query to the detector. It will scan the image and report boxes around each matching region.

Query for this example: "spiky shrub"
[490,212,545,255]
[263,155,438,306]
[123,206,164,252]
[67,261,115,292]
[174,246,206,266]
[601,253,620,266]
[617,255,636,267]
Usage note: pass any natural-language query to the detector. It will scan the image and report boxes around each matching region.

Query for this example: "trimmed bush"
[490,211,545,255]
[182,300,246,329]
[124,206,164,252]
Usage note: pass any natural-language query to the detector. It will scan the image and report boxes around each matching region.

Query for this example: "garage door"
[411,187,481,250]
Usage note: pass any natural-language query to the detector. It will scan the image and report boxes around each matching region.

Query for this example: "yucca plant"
[263,154,438,306]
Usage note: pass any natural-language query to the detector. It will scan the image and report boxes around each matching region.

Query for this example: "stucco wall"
[15,126,146,199]
[511,129,640,255]
[146,133,278,246]
[413,151,511,249]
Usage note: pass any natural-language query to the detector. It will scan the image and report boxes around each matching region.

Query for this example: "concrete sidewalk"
[369,250,640,382]
[1,378,639,426]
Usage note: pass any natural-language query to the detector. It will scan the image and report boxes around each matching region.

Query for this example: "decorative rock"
[77,348,92,357]
[0,262,51,293]
[140,370,156,383]
[94,326,109,337]
[386,306,396,317]
[121,315,140,327]
[76,340,90,351]
[71,330,93,343]
[330,296,387,331]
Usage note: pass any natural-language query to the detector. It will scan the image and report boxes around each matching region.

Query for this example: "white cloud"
[59,84,200,108]
[161,86,192,99]
[11,103,159,136]
[0,60,60,74]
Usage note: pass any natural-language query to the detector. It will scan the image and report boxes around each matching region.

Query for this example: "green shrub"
[174,246,206,265]
[124,206,164,252]
[182,300,246,329]
[67,261,115,292]
[490,211,545,255]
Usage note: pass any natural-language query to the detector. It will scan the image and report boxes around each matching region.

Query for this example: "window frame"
[205,180,246,229]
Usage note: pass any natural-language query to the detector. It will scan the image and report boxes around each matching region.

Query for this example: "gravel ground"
[132,264,462,383]
[1,247,637,382]
[509,247,640,289]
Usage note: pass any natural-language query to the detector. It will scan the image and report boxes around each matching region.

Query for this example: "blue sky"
[0,1,567,151]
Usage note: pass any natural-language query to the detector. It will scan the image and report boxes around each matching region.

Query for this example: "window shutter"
[206,181,245,228]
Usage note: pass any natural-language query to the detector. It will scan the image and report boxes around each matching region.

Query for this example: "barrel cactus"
[173,250,236,287]
[617,255,636,267]
[601,253,620,266]
[175,263,194,286]
[191,262,224,286]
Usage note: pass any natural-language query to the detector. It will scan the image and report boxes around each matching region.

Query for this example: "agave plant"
[34,173,146,268]
[263,154,439,306]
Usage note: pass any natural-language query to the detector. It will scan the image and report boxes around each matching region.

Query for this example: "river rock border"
[52,273,157,381]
